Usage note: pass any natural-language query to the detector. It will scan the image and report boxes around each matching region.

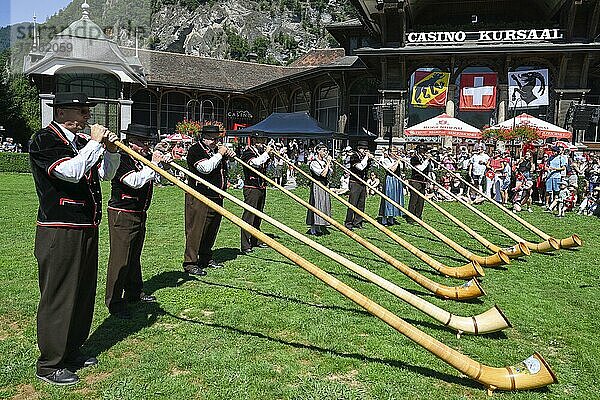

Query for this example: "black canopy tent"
[226,112,335,139]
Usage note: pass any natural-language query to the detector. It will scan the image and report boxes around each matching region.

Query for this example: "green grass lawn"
[1,172,599,400]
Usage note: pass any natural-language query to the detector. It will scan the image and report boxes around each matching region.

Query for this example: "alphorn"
[331,158,510,267]
[117,141,557,394]
[429,158,568,252]
[375,158,530,259]
[171,161,510,335]
[269,152,484,279]
[235,155,483,298]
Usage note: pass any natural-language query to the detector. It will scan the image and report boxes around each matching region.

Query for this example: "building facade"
[24,0,600,148]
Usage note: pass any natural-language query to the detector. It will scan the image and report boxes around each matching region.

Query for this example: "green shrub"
[0,152,30,173]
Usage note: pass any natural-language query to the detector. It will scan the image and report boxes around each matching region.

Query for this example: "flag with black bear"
[508,69,549,108]
[411,71,450,108]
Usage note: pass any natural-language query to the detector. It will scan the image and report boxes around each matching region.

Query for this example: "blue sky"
[1,0,72,27]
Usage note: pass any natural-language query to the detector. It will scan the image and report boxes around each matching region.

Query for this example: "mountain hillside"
[32,0,356,65]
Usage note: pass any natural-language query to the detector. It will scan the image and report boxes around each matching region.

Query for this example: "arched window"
[132,89,158,129]
[160,91,189,134]
[316,84,339,131]
[348,78,378,135]
[56,68,121,132]
[56,68,120,99]
[188,96,225,123]
[291,89,310,112]
[271,94,288,113]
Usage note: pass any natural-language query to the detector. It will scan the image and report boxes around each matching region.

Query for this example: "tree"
[0,49,40,148]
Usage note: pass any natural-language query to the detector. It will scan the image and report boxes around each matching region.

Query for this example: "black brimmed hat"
[121,124,157,142]
[48,92,98,108]
[201,125,224,139]
[357,140,369,149]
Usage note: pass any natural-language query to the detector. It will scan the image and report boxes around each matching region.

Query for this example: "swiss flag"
[459,73,497,111]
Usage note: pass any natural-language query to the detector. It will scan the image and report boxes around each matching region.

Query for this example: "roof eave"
[354,42,600,56]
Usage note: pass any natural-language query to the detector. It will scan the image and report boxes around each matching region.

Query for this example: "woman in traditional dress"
[306,143,333,235]
[378,146,404,226]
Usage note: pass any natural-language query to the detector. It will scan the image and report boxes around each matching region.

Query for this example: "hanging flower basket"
[482,124,541,143]
[175,119,202,137]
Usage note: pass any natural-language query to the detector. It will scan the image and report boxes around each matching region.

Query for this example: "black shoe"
[65,354,98,369]
[241,248,254,255]
[183,264,207,276]
[139,292,157,302]
[36,369,79,386]
[206,260,224,269]
[126,292,156,303]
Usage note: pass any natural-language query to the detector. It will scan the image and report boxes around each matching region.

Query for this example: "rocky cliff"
[37,0,356,65]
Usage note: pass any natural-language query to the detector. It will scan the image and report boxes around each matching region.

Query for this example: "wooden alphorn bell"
[268,151,484,280]
[236,155,483,299]
[428,158,568,252]
[375,158,530,258]
[330,158,510,267]
[170,161,510,335]
[116,141,557,394]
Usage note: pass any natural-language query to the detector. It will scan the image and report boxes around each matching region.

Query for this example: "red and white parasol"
[487,113,572,140]
[404,113,482,139]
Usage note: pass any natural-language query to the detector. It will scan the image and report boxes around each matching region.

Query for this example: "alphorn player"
[344,140,373,230]
[29,92,120,385]
[240,135,272,254]
[406,143,431,224]
[105,124,171,319]
[184,125,235,274]
[306,143,333,236]
[378,145,405,226]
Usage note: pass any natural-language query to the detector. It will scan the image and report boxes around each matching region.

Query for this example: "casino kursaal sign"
[406,29,564,45]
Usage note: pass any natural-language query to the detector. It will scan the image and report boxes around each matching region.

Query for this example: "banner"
[508,68,549,108]
[459,72,497,111]
[411,71,450,108]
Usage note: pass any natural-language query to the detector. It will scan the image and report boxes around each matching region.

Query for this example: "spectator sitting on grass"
[546,181,569,217]
[232,174,244,189]
[366,172,380,196]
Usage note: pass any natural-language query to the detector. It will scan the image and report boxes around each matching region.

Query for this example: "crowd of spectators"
[151,136,600,218]
[0,137,22,152]
[421,142,600,218]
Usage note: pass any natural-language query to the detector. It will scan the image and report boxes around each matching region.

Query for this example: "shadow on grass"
[84,271,199,357]
[334,249,388,265]
[362,235,468,264]
[213,247,243,264]
[167,311,483,390]
[197,279,371,317]
[84,302,166,359]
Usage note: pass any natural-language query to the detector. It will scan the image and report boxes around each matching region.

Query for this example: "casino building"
[24,0,600,148]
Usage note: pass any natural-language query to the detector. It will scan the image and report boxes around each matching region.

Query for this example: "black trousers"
[105,209,146,313]
[241,187,266,250]
[34,226,98,376]
[344,181,366,228]
[184,193,223,266]
[407,180,426,221]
